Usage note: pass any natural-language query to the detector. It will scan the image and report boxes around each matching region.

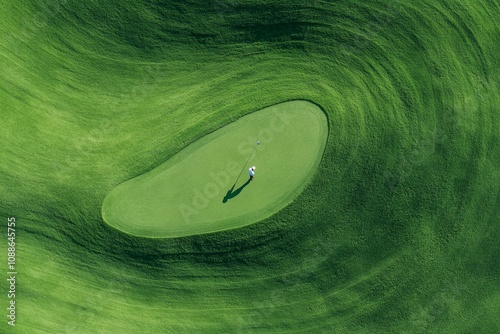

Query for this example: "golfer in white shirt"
[248,166,256,180]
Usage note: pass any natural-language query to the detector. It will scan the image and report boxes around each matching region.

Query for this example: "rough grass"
[0,0,499,333]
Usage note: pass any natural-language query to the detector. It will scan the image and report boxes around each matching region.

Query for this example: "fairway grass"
[1,0,499,333]
[103,101,327,237]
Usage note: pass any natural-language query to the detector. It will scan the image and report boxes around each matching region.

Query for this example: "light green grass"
[0,0,499,333]
[103,101,328,237]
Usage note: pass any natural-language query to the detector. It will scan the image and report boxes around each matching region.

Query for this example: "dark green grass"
[0,0,499,333]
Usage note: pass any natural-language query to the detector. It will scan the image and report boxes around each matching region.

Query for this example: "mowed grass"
[0,0,499,333]
[102,101,328,238]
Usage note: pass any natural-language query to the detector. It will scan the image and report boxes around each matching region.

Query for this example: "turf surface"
[0,0,499,333]
[102,101,328,237]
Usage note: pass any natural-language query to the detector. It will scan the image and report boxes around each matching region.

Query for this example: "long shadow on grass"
[222,178,251,203]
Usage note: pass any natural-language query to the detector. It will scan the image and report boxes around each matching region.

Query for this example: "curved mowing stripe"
[102,101,328,237]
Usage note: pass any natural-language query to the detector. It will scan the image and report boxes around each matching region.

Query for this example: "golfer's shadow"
[222,179,251,203]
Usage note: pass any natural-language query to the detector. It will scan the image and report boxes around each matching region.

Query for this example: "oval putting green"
[102,101,328,237]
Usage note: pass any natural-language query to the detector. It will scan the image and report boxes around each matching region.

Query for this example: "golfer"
[248,166,256,180]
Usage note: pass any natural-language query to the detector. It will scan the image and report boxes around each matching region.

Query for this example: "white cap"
[252,166,256,170]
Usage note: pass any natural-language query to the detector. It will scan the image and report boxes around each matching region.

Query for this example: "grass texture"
[0,0,499,333]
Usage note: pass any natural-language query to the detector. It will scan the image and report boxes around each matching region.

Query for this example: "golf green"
[102,101,328,237]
